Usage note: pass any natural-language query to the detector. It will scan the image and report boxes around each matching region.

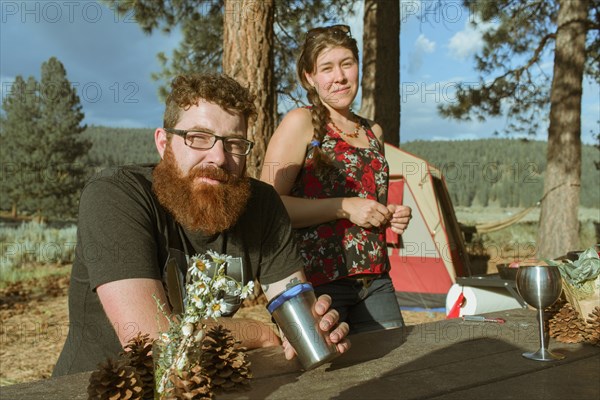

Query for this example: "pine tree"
[0,76,41,217]
[34,57,91,218]
[2,57,91,219]
[438,0,598,259]
[360,0,400,146]
[223,0,276,178]
[107,0,356,174]
[110,0,356,99]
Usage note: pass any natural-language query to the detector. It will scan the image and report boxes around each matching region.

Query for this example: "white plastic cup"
[267,283,340,370]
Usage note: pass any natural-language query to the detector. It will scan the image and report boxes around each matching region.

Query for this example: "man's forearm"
[97,278,172,346]
[260,270,307,301]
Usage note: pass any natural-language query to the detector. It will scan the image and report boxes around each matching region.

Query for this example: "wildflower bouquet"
[154,250,254,396]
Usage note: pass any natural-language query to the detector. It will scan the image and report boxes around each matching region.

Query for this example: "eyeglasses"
[306,24,352,42]
[164,128,254,156]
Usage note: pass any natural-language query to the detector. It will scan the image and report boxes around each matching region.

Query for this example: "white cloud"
[416,34,436,53]
[448,31,482,60]
[408,34,436,75]
[448,20,496,60]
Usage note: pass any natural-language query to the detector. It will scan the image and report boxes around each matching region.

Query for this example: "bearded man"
[53,74,350,376]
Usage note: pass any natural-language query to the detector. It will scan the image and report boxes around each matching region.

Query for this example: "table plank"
[1,309,598,400]
[429,355,600,400]
[215,333,599,399]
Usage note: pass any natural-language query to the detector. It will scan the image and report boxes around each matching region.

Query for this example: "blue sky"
[1,0,598,144]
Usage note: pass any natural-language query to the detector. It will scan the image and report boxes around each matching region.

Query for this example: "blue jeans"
[314,273,404,334]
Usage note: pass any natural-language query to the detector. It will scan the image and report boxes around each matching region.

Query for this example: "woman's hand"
[340,197,392,229]
[387,204,412,234]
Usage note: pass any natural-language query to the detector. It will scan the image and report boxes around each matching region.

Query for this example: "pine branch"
[485,32,555,92]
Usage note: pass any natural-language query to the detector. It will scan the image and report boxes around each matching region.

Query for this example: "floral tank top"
[291,117,390,286]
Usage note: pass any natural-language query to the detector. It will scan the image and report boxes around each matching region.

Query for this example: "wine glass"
[516,265,565,361]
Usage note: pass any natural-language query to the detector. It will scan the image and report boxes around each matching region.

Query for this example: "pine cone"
[549,303,586,344]
[545,298,567,319]
[122,333,155,399]
[201,325,252,391]
[87,358,143,400]
[583,307,600,346]
[163,364,213,400]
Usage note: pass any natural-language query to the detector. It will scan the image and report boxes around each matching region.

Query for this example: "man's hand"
[281,294,351,360]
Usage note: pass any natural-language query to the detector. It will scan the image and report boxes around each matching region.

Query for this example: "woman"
[260,25,411,334]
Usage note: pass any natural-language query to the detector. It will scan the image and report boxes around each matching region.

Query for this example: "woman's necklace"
[330,115,361,138]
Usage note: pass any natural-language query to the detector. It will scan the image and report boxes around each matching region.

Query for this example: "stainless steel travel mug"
[267,283,340,370]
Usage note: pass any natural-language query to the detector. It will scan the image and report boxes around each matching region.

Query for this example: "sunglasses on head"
[306,24,352,42]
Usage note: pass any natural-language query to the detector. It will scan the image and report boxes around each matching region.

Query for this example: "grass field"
[455,206,599,224]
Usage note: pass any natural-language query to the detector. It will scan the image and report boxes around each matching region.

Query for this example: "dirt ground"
[0,273,447,386]
[0,275,71,386]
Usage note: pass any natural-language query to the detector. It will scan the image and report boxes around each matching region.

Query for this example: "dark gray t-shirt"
[53,165,302,376]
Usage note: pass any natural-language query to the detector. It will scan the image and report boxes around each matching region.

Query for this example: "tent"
[384,143,472,309]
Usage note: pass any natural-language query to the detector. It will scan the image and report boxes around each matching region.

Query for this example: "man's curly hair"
[163,73,256,129]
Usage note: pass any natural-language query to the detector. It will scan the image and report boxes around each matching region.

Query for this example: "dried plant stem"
[158,325,205,394]
[158,334,194,393]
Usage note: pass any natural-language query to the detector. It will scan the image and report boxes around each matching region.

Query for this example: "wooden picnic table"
[1,308,598,399]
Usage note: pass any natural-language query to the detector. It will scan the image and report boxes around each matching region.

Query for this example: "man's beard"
[152,146,251,235]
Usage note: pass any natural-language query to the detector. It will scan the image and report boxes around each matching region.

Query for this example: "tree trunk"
[359,0,400,147]
[223,0,276,178]
[536,0,588,259]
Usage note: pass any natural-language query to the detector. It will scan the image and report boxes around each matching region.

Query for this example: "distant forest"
[82,125,159,168]
[401,139,599,209]
[82,126,599,208]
